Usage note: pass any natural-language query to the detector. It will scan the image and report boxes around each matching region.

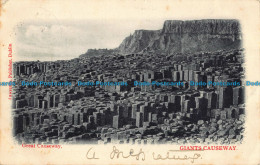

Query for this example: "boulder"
[217,120,223,125]
[229,128,236,135]
[197,120,204,125]
[218,129,228,136]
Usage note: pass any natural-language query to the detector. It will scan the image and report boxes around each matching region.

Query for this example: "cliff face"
[118,19,242,54]
[118,30,160,54]
[80,19,242,58]
[161,20,240,34]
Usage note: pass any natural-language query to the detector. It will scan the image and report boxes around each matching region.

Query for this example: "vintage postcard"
[0,0,260,164]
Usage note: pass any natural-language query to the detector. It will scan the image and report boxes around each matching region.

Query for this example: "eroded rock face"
[118,30,161,54]
[80,19,242,58]
[118,19,242,55]
[161,20,241,35]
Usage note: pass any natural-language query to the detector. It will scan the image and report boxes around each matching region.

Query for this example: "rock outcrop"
[80,19,242,58]
[119,19,241,55]
[117,30,160,54]
[79,49,116,58]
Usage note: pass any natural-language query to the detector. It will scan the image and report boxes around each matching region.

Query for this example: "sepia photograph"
[0,0,260,164]
[13,19,245,145]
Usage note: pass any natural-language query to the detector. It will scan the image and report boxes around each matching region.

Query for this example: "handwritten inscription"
[86,147,99,159]
[110,146,145,161]
[86,146,203,163]
[152,150,202,163]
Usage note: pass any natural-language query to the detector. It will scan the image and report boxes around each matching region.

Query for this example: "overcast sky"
[15,19,165,61]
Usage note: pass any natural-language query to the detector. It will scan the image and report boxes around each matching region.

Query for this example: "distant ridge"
[79,19,242,58]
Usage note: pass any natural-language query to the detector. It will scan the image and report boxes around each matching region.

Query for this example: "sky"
[15,19,165,61]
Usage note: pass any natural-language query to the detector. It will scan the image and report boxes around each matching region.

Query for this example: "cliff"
[117,30,161,54]
[80,19,242,58]
[161,20,240,35]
